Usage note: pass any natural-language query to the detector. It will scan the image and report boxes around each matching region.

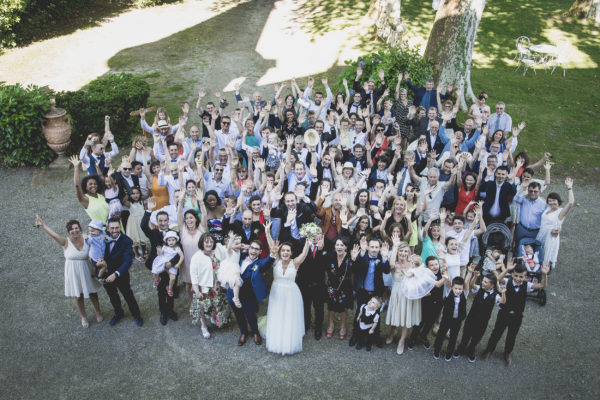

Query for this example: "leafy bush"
[54,73,150,153]
[0,83,55,167]
[337,44,434,101]
[134,0,175,7]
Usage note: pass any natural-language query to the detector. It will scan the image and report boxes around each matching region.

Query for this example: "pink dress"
[180,227,203,284]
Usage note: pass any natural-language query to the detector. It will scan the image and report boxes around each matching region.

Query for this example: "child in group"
[482,247,506,275]
[123,187,148,262]
[522,244,540,275]
[216,232,243,308]
[433,276,467,362]
[263,132,284,171]
[86,220,107,279]
[456,265,505,362]
[355,296,382,352]
[151,231,184,297]
[408,256,449,349]
[481,260,550,366]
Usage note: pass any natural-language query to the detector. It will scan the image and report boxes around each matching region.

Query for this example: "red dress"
[455,186,477,215]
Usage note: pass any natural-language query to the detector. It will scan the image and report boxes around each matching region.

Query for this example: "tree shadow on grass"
[290,0,371,36]
[108,0,277,120]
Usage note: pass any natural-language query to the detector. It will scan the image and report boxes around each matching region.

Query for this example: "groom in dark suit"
[228,240,274,346]
[296,233,327,340]
[95,217,143,326]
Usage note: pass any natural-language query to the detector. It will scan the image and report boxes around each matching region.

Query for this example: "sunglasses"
[221,122,231,125]
[376,128,385,132]
[122,167,132,171]
[215,169,224,172]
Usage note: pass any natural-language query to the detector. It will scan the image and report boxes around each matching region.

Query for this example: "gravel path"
[1,167,598,399]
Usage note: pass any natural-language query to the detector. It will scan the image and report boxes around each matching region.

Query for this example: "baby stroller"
[481,223,512,265]
[519,237,546,306]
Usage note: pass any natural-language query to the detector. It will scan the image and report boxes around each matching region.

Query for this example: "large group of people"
[37,66,575,365]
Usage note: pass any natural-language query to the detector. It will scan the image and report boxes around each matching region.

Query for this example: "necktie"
[312,247,317,259]
[495,114,501,132]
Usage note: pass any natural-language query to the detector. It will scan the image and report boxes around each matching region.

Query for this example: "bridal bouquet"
[299,222,322,239]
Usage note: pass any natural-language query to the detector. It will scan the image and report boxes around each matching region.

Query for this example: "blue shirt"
[365,258,376,291]
[514,193,547,229]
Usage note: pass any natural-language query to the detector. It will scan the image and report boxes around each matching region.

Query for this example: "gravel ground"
[1,167,598,399]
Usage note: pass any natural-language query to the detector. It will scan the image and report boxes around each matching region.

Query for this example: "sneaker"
[422,339,431,349]
[468,353,476,363]
[453,350,460,359]
[366,346,372,352]
[433,350,440,359]
[167,287,174,297]
[445,354,452,362]
[153,277,160,288]
[355,344,362,350]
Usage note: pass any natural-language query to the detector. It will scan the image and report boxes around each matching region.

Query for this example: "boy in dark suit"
[433,276,467,361]
[95,217,142,327]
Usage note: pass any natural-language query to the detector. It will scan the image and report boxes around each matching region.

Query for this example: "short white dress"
[536,208,564,265]
[386,268,421,328]
[64,240,100,298]
[266,260,305,355]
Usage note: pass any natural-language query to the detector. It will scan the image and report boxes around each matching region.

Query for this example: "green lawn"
[107,0,599,178]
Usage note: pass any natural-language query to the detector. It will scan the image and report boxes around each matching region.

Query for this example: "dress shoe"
[134,317,144,327]
[422,339,431,349]
[254,333,263,345]
[468,353,476,363]
[159,313,167,326]
[238,334,247,346]
[109,314,123,326]
[169,312,178,321]
[349,335,358,347]
[504,353,512,366]
[314,329,322,340]
[433,350,440,360]
[481,351,490,361]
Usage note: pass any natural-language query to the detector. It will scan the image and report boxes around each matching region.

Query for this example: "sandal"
[339,330,346,340]
[81,317,89,329]
[386,336,394,345]
[167,287,174,297]
[153,277,161,288]
[326,329,334,339]
[95,314,104,323]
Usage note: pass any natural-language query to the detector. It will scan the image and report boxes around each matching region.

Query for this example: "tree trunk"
[424,0,486,111]
[569,0,600,24]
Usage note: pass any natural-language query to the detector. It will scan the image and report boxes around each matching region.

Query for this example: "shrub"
[0,83,55,167]
[55,73,151,153]
[337,44,434,102]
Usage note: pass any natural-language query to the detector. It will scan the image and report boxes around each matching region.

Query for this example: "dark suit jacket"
[114,172,140,195]
[416,116,443,136]
[425,129,448,155]
[352,80,386,109]
[222,218,267,256]
[479,180,516,220]
[101,234,134,277]
[405,80,449,110]
[270,201,317,244]
[353,253,390,296]
[227,255,275,303]
[296,246,327,287]
[140,211,180,270]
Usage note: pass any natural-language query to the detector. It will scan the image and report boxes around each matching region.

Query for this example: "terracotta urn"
[42,98,71,167]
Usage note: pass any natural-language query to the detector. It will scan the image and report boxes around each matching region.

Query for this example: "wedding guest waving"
[95,217,143,327]
[35,215,103,328]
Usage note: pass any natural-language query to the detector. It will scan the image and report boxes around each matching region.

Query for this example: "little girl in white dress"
[152,231,184,296]
[216,233,243,307]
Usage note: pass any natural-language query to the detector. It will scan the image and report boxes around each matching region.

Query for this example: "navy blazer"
[353,252,390,295]
[405,80,449,110]
[227,255,275,304]
[102,234,134,277]
[479,180,516,220]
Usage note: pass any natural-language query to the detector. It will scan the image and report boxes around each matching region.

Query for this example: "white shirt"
[489,182,504,217]
[447,229,474,265]
[452,296,461,318]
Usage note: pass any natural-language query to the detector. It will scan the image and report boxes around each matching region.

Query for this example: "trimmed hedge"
[54,73,151,152]
[337,44,434,101]
[0,83,55,167]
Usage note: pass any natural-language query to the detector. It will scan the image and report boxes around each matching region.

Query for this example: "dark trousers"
[433,316,462,356]
[410,299,443,341]
[104,272,140,318]
[358,328,374,347]
[485,310,523,355]
[228,296,259,335]
[299,283,324,331]
[157,270,174,316]
[457,315,490,355]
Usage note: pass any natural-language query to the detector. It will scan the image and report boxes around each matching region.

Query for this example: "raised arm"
[69,155,89,209]
[558,178,575,220]
[35,214,67,247]
[293,239,311,267]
